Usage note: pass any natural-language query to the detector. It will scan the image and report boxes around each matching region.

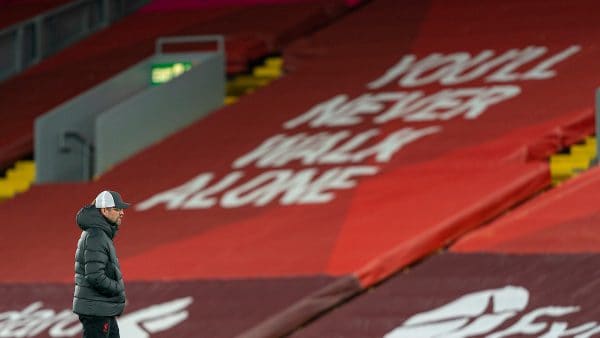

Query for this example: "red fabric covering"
[2,0,598,286]
[453,166,600,253]
[2,0,600,336]
[113,163,547,282]
[0,277,341,338]
[0,0,70,29]
[0,1,350,170]
[291,253,600,338]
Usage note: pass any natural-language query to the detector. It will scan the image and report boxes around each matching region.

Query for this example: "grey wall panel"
[94,53,225,175]
[35,59,151,182]
[35,49,224,182]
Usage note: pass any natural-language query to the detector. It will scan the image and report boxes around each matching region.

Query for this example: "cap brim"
[116,202,131,209]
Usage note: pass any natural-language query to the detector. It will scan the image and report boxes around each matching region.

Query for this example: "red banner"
[0,277,343,338]
[292,254,600,338]
[2,0,600,336]
[2,0,598,284]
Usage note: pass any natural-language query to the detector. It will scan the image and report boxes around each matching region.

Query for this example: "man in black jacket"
[73,190,130,338]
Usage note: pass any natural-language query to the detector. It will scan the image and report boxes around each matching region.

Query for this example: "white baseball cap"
[94,190,130,209]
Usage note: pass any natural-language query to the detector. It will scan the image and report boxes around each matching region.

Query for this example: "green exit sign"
[151,62,192,85]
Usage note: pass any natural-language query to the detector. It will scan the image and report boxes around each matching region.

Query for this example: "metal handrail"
[0,0,149,82]
[0,0,94,37]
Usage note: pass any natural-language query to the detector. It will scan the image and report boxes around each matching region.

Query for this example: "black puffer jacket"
[73,205,126,316]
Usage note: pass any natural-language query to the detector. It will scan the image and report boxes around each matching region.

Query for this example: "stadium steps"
[0,160,35,201]
[550,136,597,185]
[0,1,351,173]
[225,55,284,105]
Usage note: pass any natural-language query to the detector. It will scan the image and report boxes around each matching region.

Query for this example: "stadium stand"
[292,164,600,337]
[290,254,600,337]
[550,136,597,184]
[226,55,285,105]
[0,160,35,200]
[0,0,351,171]
[0,0,151,83]
[1,0,599,337]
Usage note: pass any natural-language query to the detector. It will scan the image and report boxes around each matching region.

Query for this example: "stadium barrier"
[34,35,225,182]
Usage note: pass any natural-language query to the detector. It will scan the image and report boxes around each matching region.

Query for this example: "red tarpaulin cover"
[290,253,600,338]
[1,0,597,291]
[2,0,600,336]
[453,165,600,253]
[0,277,348,338]
[0,0,350,169]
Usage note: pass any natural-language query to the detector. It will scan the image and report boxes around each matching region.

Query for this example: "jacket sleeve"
[83,230,124,296]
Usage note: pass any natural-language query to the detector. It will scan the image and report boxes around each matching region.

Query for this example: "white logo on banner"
[137,45,581,210]
[0,297,193,337]
[384,286,600,338]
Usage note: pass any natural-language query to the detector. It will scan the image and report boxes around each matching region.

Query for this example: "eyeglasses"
[110,207,123,212]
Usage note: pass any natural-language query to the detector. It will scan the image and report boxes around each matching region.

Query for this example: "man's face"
[101,207,124,225]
